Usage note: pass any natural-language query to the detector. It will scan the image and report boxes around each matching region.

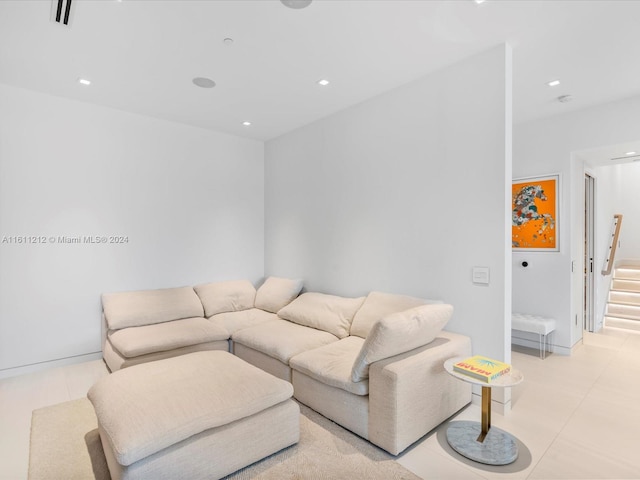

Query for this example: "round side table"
[443,357,523,465]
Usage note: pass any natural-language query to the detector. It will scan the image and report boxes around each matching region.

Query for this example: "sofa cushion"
[102,287,204,330]
[88,351,294,466]
[290,337,368,395]
[351,304,453,382]
[277,292,365,339]
[254,277,303,313]
[108,317,229,358]
[350,291,435,338]
[232,319,338,364]
[194,280,256,318]
[209,308,277,335]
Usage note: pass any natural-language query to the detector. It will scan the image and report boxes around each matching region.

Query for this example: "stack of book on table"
[453,355,511,383]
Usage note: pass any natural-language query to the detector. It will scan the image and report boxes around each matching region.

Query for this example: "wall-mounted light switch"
[472,267,490,285]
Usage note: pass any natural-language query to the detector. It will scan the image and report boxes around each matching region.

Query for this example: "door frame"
[584,172,596,332]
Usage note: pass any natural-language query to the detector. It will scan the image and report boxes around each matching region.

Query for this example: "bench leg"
[539,333,543,359]
[540,332,553,359]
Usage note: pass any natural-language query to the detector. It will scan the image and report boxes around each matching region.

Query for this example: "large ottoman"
[87,351,300,480]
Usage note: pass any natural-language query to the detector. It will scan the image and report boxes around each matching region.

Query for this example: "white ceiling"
[1,0,640,143]
[576,142,640,168]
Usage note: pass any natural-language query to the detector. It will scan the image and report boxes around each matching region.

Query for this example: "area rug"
[29,398,421,480]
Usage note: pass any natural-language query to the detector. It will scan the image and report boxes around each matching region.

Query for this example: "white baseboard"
[0,352,102,380]
[511,335,572,356]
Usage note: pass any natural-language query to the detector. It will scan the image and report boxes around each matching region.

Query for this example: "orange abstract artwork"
[512,177,558,250]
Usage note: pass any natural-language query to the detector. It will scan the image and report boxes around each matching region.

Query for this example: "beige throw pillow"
[350,291,433,338]
[194,280,256,317]
[254,277,304,313]
[102,287,204,330]
[351,303,453,382]
[278,292,365,339]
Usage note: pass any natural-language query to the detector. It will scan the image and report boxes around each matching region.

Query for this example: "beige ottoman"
[88,351,299,480]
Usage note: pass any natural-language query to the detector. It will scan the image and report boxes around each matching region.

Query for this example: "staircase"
[605,261,640,331]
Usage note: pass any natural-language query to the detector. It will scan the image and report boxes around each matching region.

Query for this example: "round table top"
[444,357,524,388]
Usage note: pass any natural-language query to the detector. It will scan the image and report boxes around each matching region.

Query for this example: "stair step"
[614,267,640,281]
[606,303,640,320]
[617,259,640,269]
[605,316,640,332]
[611,279,640,293]
[609,291,640,306]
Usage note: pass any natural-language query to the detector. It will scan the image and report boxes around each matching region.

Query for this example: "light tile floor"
[1,328,639,480]
[398,328,640,480]
[0,360,108,480]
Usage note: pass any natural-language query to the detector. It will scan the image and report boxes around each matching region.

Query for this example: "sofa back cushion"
[351,304,453,382]
[350,291,437,338]
[254,276,304,313]
[194,280,256,318]
[102,287,204,330]
[278,292,365,339]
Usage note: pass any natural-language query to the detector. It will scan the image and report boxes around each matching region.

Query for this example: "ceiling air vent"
[51,0,73,26]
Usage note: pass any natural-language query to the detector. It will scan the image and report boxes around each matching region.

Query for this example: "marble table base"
[446,420,518,465]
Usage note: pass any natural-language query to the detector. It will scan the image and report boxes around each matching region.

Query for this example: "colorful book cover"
[453,355,511,383]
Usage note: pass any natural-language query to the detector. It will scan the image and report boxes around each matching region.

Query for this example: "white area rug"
[29,398,420,480]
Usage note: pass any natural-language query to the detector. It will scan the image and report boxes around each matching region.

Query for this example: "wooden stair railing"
[602,214,623,275]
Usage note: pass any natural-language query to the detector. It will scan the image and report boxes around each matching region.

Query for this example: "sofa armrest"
[368,331,472,455]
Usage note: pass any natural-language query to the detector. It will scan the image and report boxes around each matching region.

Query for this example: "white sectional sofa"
[101,278,471,455]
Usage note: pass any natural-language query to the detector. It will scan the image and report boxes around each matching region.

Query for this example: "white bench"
[512,313,556,359]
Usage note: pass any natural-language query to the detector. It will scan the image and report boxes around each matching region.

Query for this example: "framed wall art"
[512,174,559,251]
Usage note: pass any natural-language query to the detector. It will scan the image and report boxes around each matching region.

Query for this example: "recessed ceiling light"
[223,38,234,46]
[317,79,330,86]
[192,77,216,88]
[281,0,312,9]
[242,121,252,127]
[77,78,91,86]
[626,151,637,156]
[474,0,486,4]
[548,80,560,87]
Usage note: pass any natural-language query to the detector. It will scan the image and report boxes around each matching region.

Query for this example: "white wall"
[514,94,640,352]
[265,45,512,362]
[0,84,265,373]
